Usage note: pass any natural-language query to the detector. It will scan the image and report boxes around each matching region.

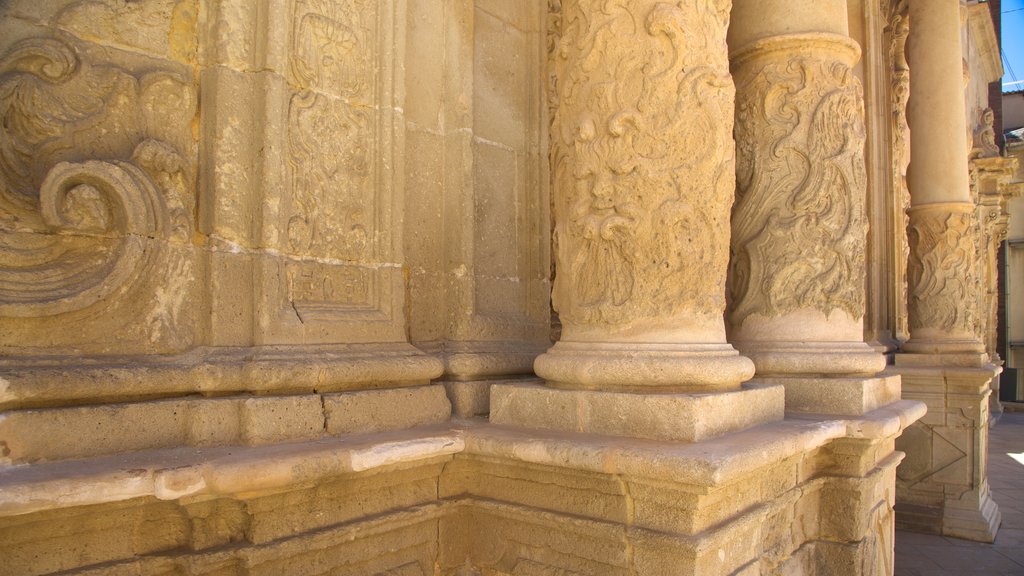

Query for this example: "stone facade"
[0,1,1011,574]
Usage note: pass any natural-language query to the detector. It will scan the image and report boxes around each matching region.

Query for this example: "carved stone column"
[892,0,1001,542]
[492,0,782,442]
[727,0,891,415]
[534,0,753,392]
[901,0,979,353]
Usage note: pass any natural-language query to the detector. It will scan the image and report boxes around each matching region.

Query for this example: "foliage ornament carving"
[0,37,194,320]
[286,0,375,264]
[906,204,977,336]
[549,0,735,331]
[729,35,868,327]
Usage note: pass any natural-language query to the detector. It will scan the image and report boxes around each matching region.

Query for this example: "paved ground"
[894,410,1024,575]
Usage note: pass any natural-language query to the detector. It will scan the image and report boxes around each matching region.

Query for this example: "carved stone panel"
[886,0,911,343]
[906,204,978,339]
[254,0,404,344]
[0,27,199,353]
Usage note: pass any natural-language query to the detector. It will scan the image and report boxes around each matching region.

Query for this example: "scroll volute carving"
[971,108,1000,159]
[550,0,735,333]
[730,37,868,328]
[0,37,195,324]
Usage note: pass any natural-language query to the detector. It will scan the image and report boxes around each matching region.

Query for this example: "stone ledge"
[472,400,922,488]
[0,385,452,464]
[0,401,926,519]
[489,382,785,442]
[0,424,464,517]
[415,341,549,380]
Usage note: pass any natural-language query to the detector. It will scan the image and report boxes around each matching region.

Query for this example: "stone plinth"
[756,375,902,417]
[490,383,784,442]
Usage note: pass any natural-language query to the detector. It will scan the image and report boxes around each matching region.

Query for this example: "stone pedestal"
[727,0,887,416]
[891,354,1000,541]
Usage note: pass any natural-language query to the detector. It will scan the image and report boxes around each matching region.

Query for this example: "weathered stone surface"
[0,0,1002,573]
[324,386,452,435]
[535,0,754,392]
[490,382,784,442]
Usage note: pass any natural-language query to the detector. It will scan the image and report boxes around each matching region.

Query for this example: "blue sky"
[1005,0,1024,91]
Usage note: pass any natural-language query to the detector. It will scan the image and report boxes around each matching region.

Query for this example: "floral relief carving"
[549,0,735,328]
[285,0,376,268]
[730,38,868,327]
[290,0,373,98]
[0,36,195,324]
[906,208,977,335]
[287,90,371,262]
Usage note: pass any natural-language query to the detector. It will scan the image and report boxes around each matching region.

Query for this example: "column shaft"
[905,0,971,205]
[903,0,983,352]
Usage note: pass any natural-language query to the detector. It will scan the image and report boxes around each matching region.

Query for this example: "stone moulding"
[534,341,755,392]
[729,33,868,329]
[0,343,444,411]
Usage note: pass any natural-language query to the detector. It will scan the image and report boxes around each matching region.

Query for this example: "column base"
[732,341,887,377]
[944,484,1002,542]
[489,382,784,442]
[534,341,755,393]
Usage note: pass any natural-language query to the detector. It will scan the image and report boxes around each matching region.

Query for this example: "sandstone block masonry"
[0,0,1014,574]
